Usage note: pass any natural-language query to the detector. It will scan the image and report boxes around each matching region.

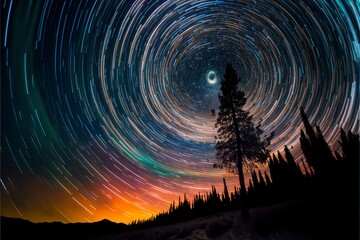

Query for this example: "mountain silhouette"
[1,216,128,240]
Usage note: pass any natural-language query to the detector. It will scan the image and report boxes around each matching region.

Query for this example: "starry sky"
[1,0,359,224]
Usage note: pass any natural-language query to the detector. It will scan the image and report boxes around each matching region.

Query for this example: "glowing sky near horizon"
[1,0,359,223]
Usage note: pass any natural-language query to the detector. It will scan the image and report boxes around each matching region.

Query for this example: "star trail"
[1,0,359,223]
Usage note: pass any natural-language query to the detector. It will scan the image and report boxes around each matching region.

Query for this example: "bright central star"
[207,70,217,85]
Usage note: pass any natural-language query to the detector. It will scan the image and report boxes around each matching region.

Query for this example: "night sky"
[1,0,359,224]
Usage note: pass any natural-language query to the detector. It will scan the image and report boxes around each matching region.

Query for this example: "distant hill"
[1,216,128,240]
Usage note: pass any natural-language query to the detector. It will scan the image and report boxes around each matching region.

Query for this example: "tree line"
[129,108,359,228]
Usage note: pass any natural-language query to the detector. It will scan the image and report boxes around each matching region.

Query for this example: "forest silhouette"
[127,107,359,239]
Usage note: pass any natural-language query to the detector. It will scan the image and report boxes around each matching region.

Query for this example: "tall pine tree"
[213,63,271,217]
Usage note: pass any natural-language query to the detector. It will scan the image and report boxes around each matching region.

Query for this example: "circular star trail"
[1,0,359,223]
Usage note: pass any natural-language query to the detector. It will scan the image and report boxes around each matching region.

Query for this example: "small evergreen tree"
[213,63,272,217]
[339,128,359,162]
[284,145,303,183]
[264,171,272,186]
[222,178,230,207]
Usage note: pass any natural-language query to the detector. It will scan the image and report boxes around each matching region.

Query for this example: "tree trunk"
[230,97,249,219]
[237,147,249,218]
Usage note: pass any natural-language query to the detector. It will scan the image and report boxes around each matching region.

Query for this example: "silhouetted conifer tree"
[334,151,343,161]
[314,125,336,163]
[300,158,307,175]
[277,151,288,186]
[268,155,279,184]
[284,145,296,169]
[299,107,335,177]
[277,151,287,166]
[252,170,259,188]
[222,178,230,207]
[284,145,303,181]
[340,128,359,162]
[258,170,266,188]
[248,179,254,192]
[213,63,271,217]
[300,129,313,165]
[264,171,272,186]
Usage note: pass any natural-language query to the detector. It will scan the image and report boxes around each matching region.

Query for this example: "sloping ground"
[2,198,357,240]
[92,199,355,240]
